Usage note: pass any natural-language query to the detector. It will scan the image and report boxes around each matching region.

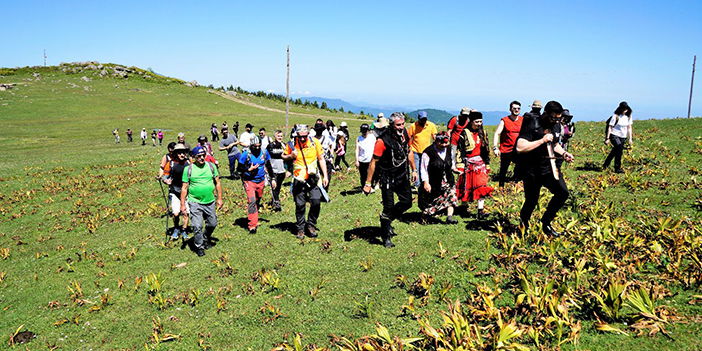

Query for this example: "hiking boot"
[181,228,189,240]
[542,223,561,238]
[249,227,257,235]
[383,235,395,248]
[171,228,180,240]
[296,230,305,240]
[615,168,624,174]
[307,226,318,238]
[196,248,206,257]
[203,241,213,249]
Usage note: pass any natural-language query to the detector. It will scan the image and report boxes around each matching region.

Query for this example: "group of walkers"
[112,127,165,146]
[153,99,634,256]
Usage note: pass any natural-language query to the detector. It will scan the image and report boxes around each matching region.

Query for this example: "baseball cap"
[418,111,428,119]
[191,146,206,156]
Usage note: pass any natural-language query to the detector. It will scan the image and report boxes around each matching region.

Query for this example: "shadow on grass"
[270,221,298,235]
[398,211,444,225]
[340,187,364,196]
[575,161,602,172]
[343,226,383,246]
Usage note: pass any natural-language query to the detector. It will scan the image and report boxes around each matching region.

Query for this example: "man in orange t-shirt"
[407,111,437,187]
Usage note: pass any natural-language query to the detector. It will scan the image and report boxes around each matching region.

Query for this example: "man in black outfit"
[515,101,575,237]
[363,112,417,248]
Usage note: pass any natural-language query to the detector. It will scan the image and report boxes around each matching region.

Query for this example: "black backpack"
[604,115,619,139]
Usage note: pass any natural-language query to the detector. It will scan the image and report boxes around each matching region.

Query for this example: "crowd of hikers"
[145,100,633,256]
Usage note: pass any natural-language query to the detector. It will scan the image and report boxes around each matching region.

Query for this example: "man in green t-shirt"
[181,146,223,257]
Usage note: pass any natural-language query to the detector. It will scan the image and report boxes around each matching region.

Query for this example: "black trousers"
[520,172,569,226]
[358,162,370,187]
[335,154,350,170]
[498,151,517,187]
[380,173,413,221]
[270,172,286,205]
[603,136,626,170]
[292,179,321,232]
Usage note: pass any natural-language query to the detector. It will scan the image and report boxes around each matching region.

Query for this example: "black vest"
[422,145,454,191]
[376,129,410,176]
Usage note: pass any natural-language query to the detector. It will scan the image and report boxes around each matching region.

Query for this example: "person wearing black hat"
[363,112,416,248]
[161,143,191,241]
[239,123,255,152]
[456,111,493,219]
[560,109,575,153]
[355,123,376,188]
[603,102,633,173]
[515,100,574,237]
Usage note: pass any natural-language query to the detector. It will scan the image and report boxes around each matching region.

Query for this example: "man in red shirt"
[492,100,524,187]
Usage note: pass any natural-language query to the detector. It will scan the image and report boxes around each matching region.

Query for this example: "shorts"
[170,193,189,215]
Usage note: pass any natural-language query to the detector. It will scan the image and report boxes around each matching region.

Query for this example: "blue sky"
[2,0,701,120]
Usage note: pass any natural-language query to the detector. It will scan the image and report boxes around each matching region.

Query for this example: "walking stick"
[544,129,559,180]
[157,179,171,244]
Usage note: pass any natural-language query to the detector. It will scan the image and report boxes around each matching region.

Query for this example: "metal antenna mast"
[688,55,696,118]
[43,49,47,66]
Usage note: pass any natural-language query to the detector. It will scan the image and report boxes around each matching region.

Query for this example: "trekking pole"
[157,179,171,244]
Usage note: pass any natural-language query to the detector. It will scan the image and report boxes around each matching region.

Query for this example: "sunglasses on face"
[194,154,206,158]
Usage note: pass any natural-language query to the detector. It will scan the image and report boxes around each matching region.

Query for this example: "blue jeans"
[413,152,421,187]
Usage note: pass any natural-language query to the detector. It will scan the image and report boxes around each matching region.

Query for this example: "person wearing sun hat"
[523,100,543,122]
[181,145,222,257]
[372,113,390,138]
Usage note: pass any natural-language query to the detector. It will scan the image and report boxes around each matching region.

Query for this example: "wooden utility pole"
[43,49,47,66]
[285,46,290,134]
[688,55,696,118]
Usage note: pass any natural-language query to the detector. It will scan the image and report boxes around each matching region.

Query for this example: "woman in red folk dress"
[455,111,494,219]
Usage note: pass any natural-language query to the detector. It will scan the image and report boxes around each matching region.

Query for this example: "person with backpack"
[197,134,218,168]
[211,123,219,142]
[282,124,329,240]
[515,101,574,238]
[266,130,287,212]
[239,136,270,234]
[312,121,335,190]
[603,101,633,173]
[162,144,191,240]
[218,126,241,179]
[113,128,120,143]
[181,146,223,257]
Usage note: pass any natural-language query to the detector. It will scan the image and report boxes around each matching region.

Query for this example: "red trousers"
[244,180,265,229]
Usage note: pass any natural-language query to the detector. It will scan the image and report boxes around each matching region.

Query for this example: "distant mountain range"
[301,96,508,126]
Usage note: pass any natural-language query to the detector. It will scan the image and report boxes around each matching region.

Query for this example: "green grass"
[1,64,702,350]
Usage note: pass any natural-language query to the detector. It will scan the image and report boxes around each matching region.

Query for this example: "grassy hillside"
[1,64,702,350]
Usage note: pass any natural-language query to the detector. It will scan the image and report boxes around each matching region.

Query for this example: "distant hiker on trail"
[157,130,164,146]
[158,142,177,180]
[363,112,415,248]
[334,130,350,171]
[282,124,329,240]
[493,100,523,187]
[162,143,191,241]
[603,101,633,174]
[218,126,241,180]
[408,110,438,187]
[448,107,473,162]
[176,132,191,152]
[524,100,542,122]
[181,146,223,257]
[355,123,376,189]
[113,128,120,143]
[239,136,270,234]
[312,121,334,189]
[151,130,157,147]
[211,123,219,142]
[239,123,255,152]
[141,128,147,145]
[197,134,218,168]
[126,128,133,143]
[265,130,286,212]
[516,100,574,238]
[232,121,240,138]
[456,111,493,219]
[418,132,458,224]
